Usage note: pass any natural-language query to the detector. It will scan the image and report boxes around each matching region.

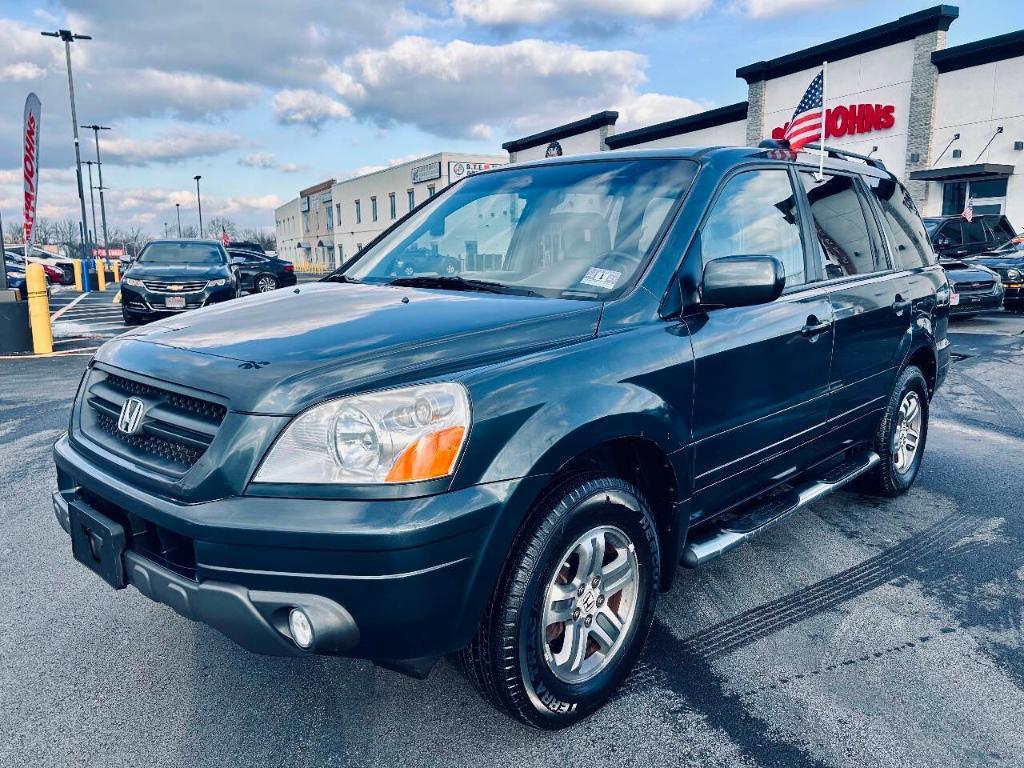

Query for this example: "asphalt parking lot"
[2,311,1022,767]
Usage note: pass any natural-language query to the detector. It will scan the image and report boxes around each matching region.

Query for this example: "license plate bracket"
[69,501,127,589]
[165,295,186,309]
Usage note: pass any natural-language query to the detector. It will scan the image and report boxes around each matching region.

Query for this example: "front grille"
[953,279,995,295]
[142,279,208,293]
[81,368,227,475]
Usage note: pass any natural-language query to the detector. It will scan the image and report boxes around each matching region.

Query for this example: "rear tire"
[458,474,660,729]
[862,365,929,497]
[255,274,278,293]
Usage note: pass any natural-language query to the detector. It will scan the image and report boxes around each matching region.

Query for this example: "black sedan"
[971,240,1024,312]
[939,259,1004,316]
[227,248,297,293]
[121,240,240,324]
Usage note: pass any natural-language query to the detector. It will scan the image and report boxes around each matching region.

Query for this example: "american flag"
[962,197,974,223]
[783,70,824,151]
[221,227,230,246]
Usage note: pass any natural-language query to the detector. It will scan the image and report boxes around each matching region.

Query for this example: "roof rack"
[802,143,887,171]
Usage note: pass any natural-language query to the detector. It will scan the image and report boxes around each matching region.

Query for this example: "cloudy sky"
[0,0,1019,236]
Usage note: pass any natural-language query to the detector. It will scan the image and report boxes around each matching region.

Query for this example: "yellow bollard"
[26,263,53,354]
[96,258,107,291]
[112,260,120,282]
[72,259,83,292]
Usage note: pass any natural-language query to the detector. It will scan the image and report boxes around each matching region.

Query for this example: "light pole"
[193,175,203,237]
[84,160,99,255]
[81,124,111,253]
[164,222,170,238]
[175,203,182,237]
[42,28,92,261]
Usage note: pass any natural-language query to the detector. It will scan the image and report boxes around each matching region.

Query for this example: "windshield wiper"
[386,275,539,296]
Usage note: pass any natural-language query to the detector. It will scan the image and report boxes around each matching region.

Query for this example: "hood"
[973,253,1024,269]
[95,282,601,414]
[941,262,998,282]
[125,262,230,280]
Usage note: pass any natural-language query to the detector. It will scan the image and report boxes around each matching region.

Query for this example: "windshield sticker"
[580,267,621,290]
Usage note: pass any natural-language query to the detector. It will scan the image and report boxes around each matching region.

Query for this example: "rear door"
[689,167,833,502]
[798,170,910,432]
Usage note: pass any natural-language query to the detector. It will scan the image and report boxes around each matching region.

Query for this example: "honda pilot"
[53,145,950,728]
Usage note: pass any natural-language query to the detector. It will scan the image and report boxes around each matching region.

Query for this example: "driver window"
[695,170,806,286]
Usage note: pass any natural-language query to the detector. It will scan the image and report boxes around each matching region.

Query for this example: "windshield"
[343,159,697,299]
[139,242,225,264]
[923,219,942,234]
[993,238,1024,253]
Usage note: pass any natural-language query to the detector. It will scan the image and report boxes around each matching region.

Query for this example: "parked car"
[3,261,27,299]
[939,259,1004,316]
[6,251,64,284]
[227,248,297,293]
[53,145,949,729]
[971,239,1024,312]
[923,213,1015,259]
[119,239,240,325]
[383,247,461,277]
[227,240,266,255]
[5,245,75,284]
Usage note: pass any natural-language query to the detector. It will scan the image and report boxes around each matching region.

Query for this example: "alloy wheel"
[540,525,639,684]
[257,276,276,292]
[892,390,923,474]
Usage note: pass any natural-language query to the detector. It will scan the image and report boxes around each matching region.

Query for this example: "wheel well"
[551,437,680,591]
[906,346,937,395]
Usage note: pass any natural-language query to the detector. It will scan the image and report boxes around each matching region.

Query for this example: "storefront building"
[503,5,1024,228]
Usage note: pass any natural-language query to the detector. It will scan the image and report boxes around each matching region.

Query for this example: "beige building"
[275,152,504,268]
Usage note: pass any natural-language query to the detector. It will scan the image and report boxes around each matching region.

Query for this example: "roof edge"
[502,111,619,153]
[932,29,1024,72]
[606,102,748,149]
[737,4,959,84]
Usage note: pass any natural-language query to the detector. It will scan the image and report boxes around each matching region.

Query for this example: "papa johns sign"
[772,103,895,141]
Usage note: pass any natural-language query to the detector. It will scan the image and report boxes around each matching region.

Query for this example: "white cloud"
[327,36,649,139]
[238,152,307,174]
[338,153,423,181]
[453,0,711,25]
[272,89,352,130]
[0,62,46,81]
[734,0,848,18]
[102,130,244,165]
[614,92,708,130]
[92,69,261,120]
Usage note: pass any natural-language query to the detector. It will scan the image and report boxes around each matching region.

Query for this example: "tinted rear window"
[866,177,936,268]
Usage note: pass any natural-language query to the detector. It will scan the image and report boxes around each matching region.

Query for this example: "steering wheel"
[593,250,641,275]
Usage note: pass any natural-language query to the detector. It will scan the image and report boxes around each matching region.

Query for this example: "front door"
[689,168,833,505]
[798,171,911,432]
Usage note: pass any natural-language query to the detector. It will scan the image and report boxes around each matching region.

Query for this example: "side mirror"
[701,255,785,309]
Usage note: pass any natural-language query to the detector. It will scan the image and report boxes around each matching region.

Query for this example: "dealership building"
[275,152,504,267]
[503,4,1024,227]
[277,4,1024,262]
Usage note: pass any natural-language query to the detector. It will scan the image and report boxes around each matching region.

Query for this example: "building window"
[336,203,341,227]
[389,192,397,220]
[942,178,1008,216]
[427,185,436,198]
[355,200,362,224]
[325,203,334,230]
[371,196,378,222]
[302,211,310,232]
[407,189,415,211]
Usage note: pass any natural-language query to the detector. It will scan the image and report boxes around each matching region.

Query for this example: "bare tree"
[206,216,238,242]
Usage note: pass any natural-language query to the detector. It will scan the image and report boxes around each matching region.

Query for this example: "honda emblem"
[117,397,146,435]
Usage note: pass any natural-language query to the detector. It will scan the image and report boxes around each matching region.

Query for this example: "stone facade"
[745,80,766,147]
[903,29,947,207]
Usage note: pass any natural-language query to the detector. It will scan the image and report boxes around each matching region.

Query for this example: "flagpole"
[818,60,828,181]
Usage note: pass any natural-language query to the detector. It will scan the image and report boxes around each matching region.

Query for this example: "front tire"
[459,474,660,729]
[862,365,929,497]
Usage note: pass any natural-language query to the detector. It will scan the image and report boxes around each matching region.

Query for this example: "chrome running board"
[681,451,881,568]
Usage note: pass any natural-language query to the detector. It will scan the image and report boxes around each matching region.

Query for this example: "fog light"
[288,608,314,649]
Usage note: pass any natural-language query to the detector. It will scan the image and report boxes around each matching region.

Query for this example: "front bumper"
[121,284,236,315]
[1002,282,1022,309]
[949,289,1003,315]
[53,433,537,662]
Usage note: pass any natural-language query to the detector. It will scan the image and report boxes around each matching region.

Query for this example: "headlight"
[253,382,470,485]
[123,277,144,287]
[208,278,228,287]
[1008,268,1021,280]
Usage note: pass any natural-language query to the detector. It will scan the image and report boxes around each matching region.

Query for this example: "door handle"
[801,317,832,337]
